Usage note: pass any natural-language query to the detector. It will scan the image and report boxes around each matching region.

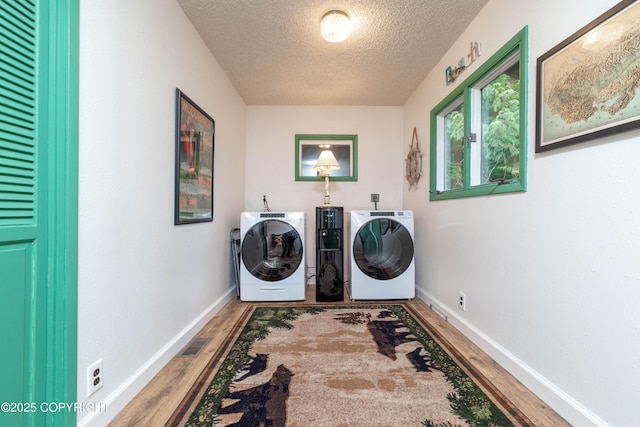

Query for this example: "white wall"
[245,106,404,278]
[404,0,640,426]
[77,0,246,425]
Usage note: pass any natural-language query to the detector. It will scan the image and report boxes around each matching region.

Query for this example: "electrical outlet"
[371,193,379,202]
[87,358,103,397]
[458,292,466,311]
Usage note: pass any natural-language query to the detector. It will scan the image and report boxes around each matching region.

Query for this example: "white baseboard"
[78,288,236,427]
[415,286,609,427]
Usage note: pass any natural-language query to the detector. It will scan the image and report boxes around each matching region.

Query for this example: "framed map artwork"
[535,0,640,152]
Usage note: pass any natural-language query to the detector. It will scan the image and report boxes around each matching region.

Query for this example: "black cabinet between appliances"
[316,207,344,302]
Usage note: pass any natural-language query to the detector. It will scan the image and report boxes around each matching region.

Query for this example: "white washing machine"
[349,210,415,300]
[240,211,306,301]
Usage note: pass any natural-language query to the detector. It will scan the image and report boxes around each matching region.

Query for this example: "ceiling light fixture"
[320,10,351,43]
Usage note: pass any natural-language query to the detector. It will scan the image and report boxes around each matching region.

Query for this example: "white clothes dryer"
[349,210,415,300]
[240,211,306,301]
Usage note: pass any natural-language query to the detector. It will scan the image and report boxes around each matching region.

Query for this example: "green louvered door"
[0,1,44,425]
[0,1,78,426]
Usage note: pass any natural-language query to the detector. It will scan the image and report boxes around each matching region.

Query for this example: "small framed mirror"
[294,134,358,181]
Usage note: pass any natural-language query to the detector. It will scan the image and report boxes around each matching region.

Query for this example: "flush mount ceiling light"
[320,10,351,43]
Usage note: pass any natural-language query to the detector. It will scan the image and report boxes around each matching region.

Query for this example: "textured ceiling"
[176,0,489,105]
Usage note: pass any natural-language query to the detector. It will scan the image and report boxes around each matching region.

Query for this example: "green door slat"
[0,59,35,84]
[0,58,36,86]
[0,137,35,153]
[0,100,35,121]
[0,79,36,103]
[0,121,36,137]
[0,42,36,70]
[0,105,35,127]
[0,25,36,53]
[0,175,33,186]
[0,165,34,178]
[0,192,32,201]
[0,87,35,113]
[0,19,36,53]
[0,183,32,195]
[0,214,35,224]
[1,105,35,124]
[0,148,34,164]
[0,212,33,217]
[0,218,33,226]
[0,203,33,210]
[0,155,34,171]
[0,134,36,150]
[0,2,36,32]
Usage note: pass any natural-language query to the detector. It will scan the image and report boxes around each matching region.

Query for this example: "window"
[430,27,528,200]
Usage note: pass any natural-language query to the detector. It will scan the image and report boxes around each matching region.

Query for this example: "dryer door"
[353,218,413,280]
[242,219,303,281]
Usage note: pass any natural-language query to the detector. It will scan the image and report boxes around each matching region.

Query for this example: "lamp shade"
[320,10,351,43]
[313,150,341,173]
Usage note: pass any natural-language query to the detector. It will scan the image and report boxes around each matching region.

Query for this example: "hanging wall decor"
[535,0,640,152]
[294,134,358,181]
[405,127,423,190]
[445,42,482,85]
[174,89,215,225]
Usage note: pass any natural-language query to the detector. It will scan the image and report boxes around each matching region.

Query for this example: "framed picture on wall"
[294,134,358,181]
[535,0,640,152]
[174,89,215,224]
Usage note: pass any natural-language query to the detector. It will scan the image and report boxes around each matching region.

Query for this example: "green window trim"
[430,26,528,201]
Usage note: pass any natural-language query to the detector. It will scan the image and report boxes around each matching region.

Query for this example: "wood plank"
[109,288,569,426]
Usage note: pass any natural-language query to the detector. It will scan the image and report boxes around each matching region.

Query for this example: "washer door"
[242,219,303,281]
[353,218,413,280]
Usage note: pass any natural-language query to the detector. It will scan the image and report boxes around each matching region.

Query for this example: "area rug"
[167,304,533,426]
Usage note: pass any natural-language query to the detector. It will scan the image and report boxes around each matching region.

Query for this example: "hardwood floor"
[109,286,569,426]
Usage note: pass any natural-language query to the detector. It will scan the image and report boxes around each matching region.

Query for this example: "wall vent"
[429,304,448,322]
[180,337,210,357]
